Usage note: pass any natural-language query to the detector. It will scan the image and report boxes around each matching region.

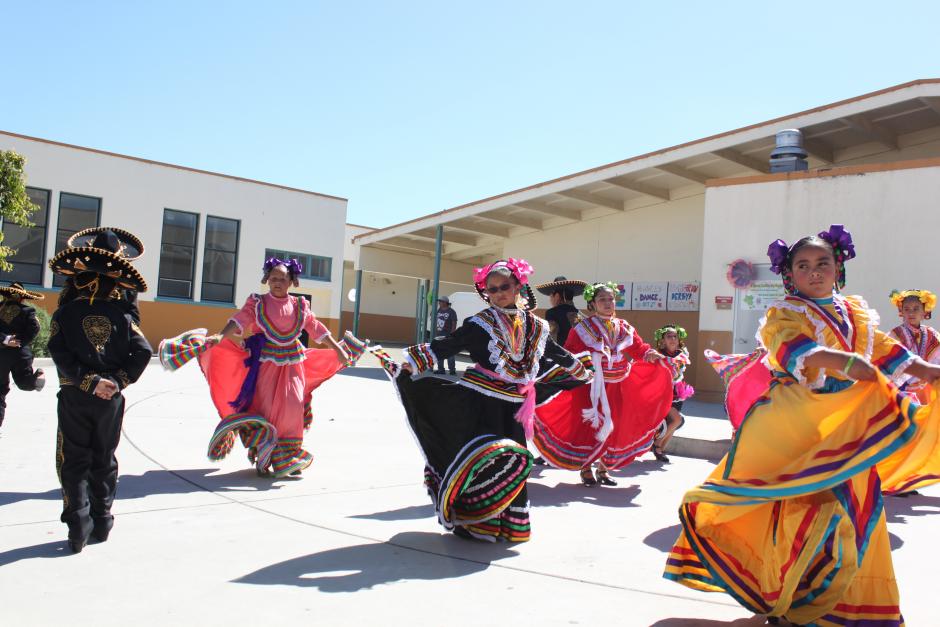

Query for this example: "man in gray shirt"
[433,296,458,375]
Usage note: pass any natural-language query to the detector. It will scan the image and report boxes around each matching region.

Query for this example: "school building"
[349,79,940,401]
[0,131,349,349]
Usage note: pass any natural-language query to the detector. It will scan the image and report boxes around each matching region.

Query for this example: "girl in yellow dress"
[664,224,940,626]
[887,289,940,405]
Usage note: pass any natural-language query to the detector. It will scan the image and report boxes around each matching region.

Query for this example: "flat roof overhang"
[354,79,940,266]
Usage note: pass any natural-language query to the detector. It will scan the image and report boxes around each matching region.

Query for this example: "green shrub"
[31,306,51,357]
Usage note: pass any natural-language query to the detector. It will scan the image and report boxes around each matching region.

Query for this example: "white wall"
[340,263,470,317]
[2,133,347,318]
[700,163,940,331]
[509,193,706,308]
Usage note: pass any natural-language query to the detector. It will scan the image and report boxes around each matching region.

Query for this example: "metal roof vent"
[769,128,809,173]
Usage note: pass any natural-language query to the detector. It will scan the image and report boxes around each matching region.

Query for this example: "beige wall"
[700,159,940,336]
[510,193,706,304]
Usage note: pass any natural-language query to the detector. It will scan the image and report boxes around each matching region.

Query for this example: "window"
[53,192,101,286]
[201,216,239,303]
[0,187,50,285]
[264,249,332,281]
[158,209,199,299]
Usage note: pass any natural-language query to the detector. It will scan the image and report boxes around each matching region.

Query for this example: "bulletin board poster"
[615,282,632,309]
[632,281,668,310]
[740,279,786,310]
[667,281,700,311]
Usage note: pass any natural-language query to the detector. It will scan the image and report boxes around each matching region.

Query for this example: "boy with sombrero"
[61,226,144,323]
[47,228,153,553]
[0,282,47,427]
[535,276,587,345]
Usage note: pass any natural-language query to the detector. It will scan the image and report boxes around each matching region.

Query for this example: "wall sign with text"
[631,281,668,310]
[615,282,632,309]
[667,281,700,311]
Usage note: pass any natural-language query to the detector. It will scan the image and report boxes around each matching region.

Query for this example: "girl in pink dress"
[160,258,366,478]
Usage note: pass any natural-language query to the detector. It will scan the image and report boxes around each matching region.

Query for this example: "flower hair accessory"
[766,239,798,294]
[473,257,534,289]
[262,257,304,278]
[654,324,687,344]
[890,289,937,316]
[767,240,790,276]
[582,281,619,302]
[817,224,856,262]
[767,224,856,294]
[817,224,855,290]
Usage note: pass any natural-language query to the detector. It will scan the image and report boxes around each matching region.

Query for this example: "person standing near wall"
[433,295,458,375]
[535,276,586,345]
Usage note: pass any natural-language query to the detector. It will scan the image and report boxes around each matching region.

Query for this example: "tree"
[0,150,39,271]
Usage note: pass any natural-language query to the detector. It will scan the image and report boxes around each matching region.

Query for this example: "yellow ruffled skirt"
[665,371,916,625]
[878,384,940,494]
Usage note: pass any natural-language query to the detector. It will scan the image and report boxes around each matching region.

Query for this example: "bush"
[31,306,51,357]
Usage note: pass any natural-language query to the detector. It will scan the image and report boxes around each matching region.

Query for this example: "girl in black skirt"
[377,258,592,542]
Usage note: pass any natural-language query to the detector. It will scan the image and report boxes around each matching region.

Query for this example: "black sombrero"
[49,229,148,292]
[67,227,145,260]
[475,282,538,312]
[0,282,44,300]
[534,276,587,297]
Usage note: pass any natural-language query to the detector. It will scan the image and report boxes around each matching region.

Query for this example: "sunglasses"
[486,282,514,295]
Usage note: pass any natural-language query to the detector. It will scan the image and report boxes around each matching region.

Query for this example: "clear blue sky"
[3,1,939,227]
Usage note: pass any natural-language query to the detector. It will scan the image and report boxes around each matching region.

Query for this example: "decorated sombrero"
[49,229,148,292]
[534,276,588,297]
[473,258,539,312]
[67,226,145,260]
[0,282,44,300]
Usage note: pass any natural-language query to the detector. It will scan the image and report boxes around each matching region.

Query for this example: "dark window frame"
[263,248,332,282]
[158,208,200,300]
[53,191,102,287]
[200,214,240,304]
[0,186,51,287]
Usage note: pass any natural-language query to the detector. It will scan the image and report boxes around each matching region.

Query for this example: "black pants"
[0,347,41,424]
[433,336,456,373]
[56,385,125,540]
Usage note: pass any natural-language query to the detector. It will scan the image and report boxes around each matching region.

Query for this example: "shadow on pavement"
[0,468,285,507]
[0,541,72,567]
[643,524,682,552]
[614,458,671,479]
[889,532,904,551]
[233,530,516,592]
[650,617,767,626]
[527,480,640,508]
[337,367,390,381]
[681,400,729,420]
[347,503,434,521]
[884,491,940,524]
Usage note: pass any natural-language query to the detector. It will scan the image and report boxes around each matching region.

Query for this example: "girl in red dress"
[533,282,674,486]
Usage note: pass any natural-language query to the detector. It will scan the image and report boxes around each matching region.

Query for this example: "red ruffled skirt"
[533,362,673,469]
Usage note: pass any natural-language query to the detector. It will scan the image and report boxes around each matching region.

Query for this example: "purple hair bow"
[767,239,790,275]
[817,224,856,261]
[263,257,304,277]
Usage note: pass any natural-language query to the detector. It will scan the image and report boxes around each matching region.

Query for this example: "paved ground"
[1,354,938,626]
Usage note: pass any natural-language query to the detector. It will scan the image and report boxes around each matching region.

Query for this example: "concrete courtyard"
[1,353,938,626]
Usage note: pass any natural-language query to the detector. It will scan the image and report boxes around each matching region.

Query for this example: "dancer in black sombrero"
[373,258,593,542]
[62,227,145,323]
[535,276,587,345]
[47,229,153,552]
[0,282,47,427]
